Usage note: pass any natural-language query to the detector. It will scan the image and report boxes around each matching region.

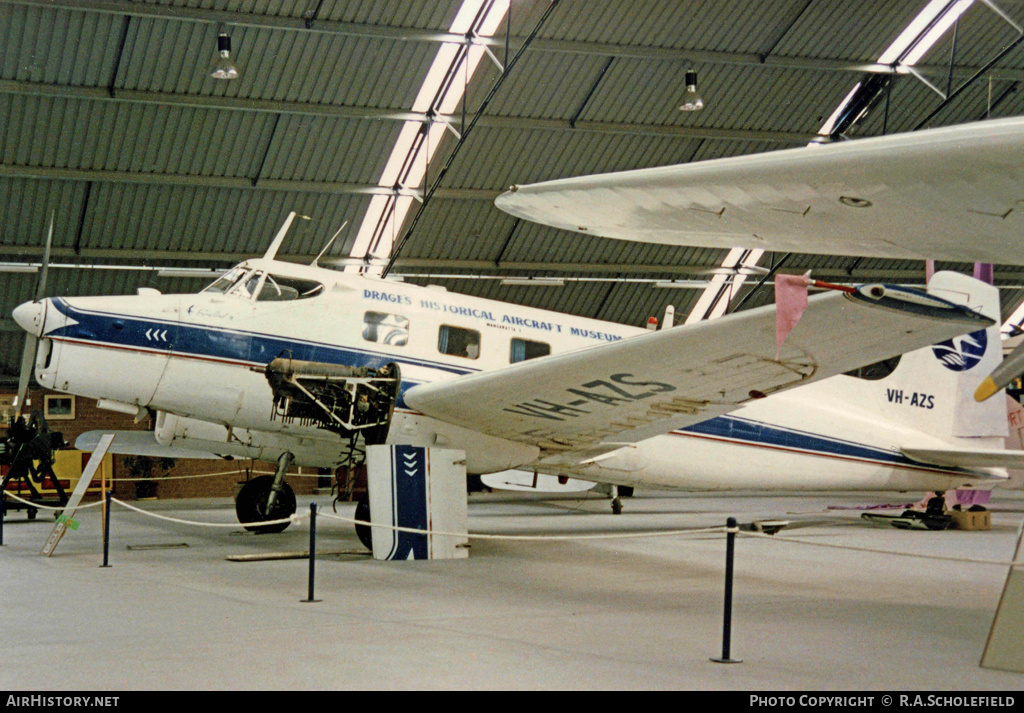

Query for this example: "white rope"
[110,497,295,529]
[2,490,103,510]
[115,469,277,482]
[9,492,1021,565]
[116,469,327,481]
[315,509,725,541]
[97,496,726,541]
[738,528,1023,568]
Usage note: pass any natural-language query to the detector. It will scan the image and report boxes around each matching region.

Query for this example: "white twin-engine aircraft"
[13,118,1024,534]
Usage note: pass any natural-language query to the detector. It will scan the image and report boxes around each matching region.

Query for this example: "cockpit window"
[241,272,265,299]
[203,267,249,294]
[253,274,324,301]
[205,268,324,302]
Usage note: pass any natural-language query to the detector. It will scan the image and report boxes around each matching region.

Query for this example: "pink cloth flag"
[956,489,992,506]
[974,262,994,285]
[775,273,811,359]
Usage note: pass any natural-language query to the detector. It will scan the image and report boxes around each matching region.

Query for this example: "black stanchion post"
[303,502,321,603]
[711,516,742,664]
[101,490,112,568]
[1,490,5,547]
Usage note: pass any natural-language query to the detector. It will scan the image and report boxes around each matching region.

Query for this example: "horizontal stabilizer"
[75,431,222,459]
[900,447,1017,474]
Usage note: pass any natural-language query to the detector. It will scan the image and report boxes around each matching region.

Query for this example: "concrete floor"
[2,488,1022,691]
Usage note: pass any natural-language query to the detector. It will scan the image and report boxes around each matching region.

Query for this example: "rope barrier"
[316,508,725,541]
[737,528,1023,568]
[110,497,295,529]
[103,468,328,482]
[5,491,1021,565]
[3,491,104,510]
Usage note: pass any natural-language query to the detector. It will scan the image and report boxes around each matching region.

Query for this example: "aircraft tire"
[354,493,372,551]
[235,475,296,534]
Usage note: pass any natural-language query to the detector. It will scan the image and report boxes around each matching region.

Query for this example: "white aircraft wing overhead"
[404,282,991,459]
[494,117,1024,264]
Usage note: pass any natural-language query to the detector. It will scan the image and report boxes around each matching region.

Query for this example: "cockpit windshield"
[203,266,249,294]
[203,266,324,302]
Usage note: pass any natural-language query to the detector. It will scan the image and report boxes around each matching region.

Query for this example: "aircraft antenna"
[312,221,348,267]
[263,212,311,262]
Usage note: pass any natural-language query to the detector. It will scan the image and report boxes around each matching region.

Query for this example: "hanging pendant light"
[211,33,239,80]
[679,70,704,111]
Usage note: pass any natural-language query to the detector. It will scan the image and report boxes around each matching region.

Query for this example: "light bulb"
[211,33,239,80]
[679,70,704,112]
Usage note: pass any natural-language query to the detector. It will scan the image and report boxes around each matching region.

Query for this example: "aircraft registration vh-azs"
[12,118,1024,537]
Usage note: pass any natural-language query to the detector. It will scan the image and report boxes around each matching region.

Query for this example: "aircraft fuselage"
[13,257,1006,493]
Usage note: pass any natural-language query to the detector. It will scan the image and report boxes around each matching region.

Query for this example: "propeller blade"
[975,340,1024,401]
[14,334,37,420]
[14,211,55,419]
[36,211,53,299]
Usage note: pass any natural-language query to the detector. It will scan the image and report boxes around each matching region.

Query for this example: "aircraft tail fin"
[866,271,1005,444]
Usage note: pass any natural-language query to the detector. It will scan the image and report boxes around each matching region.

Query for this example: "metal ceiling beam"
[0,246,1017,284]
[10,0,1024,82]
[0,163,498,200]
[0,79,815,144]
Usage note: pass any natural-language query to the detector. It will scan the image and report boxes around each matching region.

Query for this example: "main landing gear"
[236,359,402,534]
[235,452,296,534]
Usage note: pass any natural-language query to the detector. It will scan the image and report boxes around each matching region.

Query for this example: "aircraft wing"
[404,282,992,458]
[494,116,1024,264]
[75,431,222,459]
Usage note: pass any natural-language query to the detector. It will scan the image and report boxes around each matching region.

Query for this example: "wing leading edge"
[404,274,992,459]
[494,116,1024,264]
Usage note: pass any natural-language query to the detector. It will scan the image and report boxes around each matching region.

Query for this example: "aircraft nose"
[12,300,46,337]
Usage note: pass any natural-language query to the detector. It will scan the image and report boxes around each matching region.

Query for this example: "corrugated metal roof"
[2,0,1024,383]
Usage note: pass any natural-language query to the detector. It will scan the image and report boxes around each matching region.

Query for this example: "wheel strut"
[610,484,623,514]
[266,451,294,513]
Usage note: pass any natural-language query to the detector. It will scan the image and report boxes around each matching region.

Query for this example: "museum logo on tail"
[932,330,987,372]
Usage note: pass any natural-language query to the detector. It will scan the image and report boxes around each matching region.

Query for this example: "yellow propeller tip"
[974,377,999,402]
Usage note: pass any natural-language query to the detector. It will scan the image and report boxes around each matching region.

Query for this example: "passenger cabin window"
[439,325,480,359]
[363,311,409,347]
[510,338,550,363]
[844,355,900,380]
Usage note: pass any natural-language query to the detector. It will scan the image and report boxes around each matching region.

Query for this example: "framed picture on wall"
[0,395,15,423]
[43,395,76,420]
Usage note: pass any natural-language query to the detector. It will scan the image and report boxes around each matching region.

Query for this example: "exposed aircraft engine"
[261,358,400,444]
[0,412,68,518]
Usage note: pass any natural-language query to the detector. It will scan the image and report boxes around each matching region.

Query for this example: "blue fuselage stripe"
[48,299,472,406]
[674,416,974,475]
